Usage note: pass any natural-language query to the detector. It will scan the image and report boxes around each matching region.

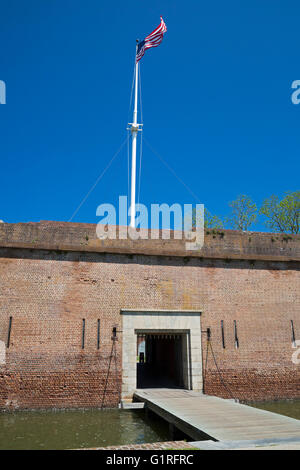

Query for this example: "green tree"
[260,191,300,234]
[192,208,223,229]
[204,209,223,229]
[225,194,257,231]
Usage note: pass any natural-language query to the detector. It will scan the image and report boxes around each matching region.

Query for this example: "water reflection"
[248,400,300,420]
[0,408,169,450]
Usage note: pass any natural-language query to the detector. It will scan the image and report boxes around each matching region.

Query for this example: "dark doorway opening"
[137,333,185,389]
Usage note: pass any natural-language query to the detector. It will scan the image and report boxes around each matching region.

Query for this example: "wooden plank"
[134,389,300,442]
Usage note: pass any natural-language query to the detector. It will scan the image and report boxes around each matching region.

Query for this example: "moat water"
[248,399,300,420]
[0,408,170,450]
[0,400,299,450]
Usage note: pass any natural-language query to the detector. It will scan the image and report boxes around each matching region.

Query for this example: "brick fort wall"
[0,222,299,409]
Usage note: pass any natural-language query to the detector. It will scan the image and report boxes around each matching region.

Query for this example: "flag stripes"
[136,17,167,63]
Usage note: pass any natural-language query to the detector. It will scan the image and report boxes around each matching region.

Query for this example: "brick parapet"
[0,221,299,262]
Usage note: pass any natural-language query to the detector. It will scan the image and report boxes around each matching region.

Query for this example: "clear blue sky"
[0,1,299,230]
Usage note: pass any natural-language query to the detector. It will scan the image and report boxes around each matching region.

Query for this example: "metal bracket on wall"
[7,316,12,348]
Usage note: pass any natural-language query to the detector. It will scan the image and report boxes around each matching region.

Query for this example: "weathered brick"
[0,222,299,409]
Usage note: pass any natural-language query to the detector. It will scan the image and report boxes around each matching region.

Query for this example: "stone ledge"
[81,440,197,450]
[0,221,299,262]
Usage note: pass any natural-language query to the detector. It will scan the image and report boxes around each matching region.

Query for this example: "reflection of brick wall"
[0,222,299,409]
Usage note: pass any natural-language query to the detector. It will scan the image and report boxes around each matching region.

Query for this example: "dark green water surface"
[0,408,169,450]
[248,400,300,420]
[1,400,299,450]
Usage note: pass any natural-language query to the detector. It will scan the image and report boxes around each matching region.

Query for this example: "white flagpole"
[129,41,141,228]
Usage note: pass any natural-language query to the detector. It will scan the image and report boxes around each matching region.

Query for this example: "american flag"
[136,17,167,63]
